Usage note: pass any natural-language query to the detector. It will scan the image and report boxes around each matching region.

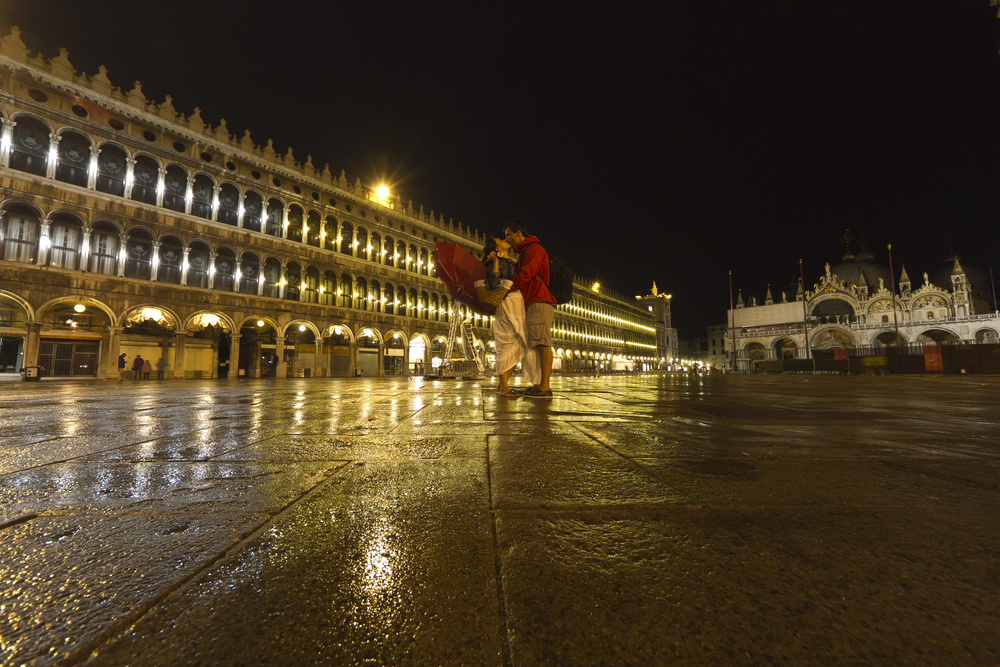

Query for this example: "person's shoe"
[501,389,521,398]
[522,386,553,399]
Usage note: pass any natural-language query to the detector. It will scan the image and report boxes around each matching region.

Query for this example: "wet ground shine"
[1,374,998,666]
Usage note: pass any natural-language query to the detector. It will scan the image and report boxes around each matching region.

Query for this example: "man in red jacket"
[504,219,555,398]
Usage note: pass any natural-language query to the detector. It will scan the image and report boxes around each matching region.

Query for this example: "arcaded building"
[0,26,669,380]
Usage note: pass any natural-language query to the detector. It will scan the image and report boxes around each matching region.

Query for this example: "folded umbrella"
[435,242,495,316]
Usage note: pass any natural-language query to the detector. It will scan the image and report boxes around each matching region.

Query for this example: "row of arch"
[0,201,468,322]
[0,111,438,273]
[742,325,1000,356]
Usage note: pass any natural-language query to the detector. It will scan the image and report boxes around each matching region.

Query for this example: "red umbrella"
[435,242,494,316]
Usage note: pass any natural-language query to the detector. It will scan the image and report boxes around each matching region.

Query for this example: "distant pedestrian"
[132,355,144,380]
[142,359,152,380]
[117,353,127,380]
[155,357,166,380]
[505,219,556,399]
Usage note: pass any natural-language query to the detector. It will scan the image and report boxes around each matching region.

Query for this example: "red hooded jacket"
[511,236,556,307]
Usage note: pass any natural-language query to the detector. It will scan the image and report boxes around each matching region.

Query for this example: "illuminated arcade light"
[74,304,86,313]
[257,320,265,327]
[298,325,306,332]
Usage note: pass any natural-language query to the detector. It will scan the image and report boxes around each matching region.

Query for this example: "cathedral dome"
[830,247,891,290]
[930,250,990,292]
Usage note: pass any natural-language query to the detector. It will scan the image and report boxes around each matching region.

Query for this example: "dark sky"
[3,1,999,335]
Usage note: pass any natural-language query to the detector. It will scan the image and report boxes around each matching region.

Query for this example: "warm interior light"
[256,320,265,327]
[73,304,86,313]
[299,325,306,332]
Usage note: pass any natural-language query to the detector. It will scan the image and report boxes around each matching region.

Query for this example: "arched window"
[322,271,336,306]
[1,205,39,263]
[409,244,418,272]
[124,229,153,280]
[384,236,394,267]
[187,241,211,288]
[89,222,119,274]
[356,277,368,310]
[240,252,261,295]
[397,240,406,267]
[217,183,240,226]
[306,211,321,247]
[419,249,429,276]
[263,258,281,298]
[162,165,187,213]
[371,233,381,263]
[325,216,337,249]
[10,117,49,176]
[242,192,263,232]
[409,288,418,316]
[157,235,184,284]
[371,280,382,313]
[55,131,91,188]
[265,199,283,237]
[287,206,304,243]
[303,266,320,303]
[431,294,439,321]
[47,214,83,270]
[441,296,450,322]
[284,262,301,300]
[384,282,395,315]
[191,174,214,220]
[130,155,159,205]
[397,286,407,317]
[356,228,369,261]
[340,273,353,308]
[214,248,237,291]
[420,291,429,319]
[96,144,127,196]
[340,222,354,256]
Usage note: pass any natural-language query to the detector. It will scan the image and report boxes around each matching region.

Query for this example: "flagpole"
[728,270,737,373]
[799,259,810,361]
[887,244,901,347]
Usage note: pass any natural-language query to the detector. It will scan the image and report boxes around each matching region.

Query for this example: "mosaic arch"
[282,320,321,338]
[871,331,908,346]
[323,323,355,342]
[915,328,960,345]
[185,311,234,333]
[122,305,180,330]
[810,327,855,349]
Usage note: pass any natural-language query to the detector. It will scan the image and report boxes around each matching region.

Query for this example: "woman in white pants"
[483,238,539,397]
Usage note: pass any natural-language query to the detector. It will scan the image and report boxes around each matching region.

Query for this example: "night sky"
[3,2,999,335]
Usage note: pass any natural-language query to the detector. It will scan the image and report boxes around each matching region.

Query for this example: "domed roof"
[830,246,891,290]
[930,250,990,291]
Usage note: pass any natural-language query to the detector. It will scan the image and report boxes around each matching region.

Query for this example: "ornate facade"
[727,242,1000,372]
[0,26,666,380]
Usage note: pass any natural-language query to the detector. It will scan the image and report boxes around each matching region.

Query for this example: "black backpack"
[524,242,574,304]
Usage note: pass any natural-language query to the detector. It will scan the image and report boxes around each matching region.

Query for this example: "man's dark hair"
[503,218,529,236]
[483,237,499,256]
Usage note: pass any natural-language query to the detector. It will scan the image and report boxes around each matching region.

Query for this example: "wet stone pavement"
[1,374,998,666]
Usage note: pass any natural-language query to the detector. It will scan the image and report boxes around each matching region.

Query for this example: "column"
[253,338,262,378]
[349,341,357,378]
[184,177,195,215]
[319,220,326,250]
[0,118,15,168]
[105,326,123,380]
[236,192,245,228]
[378,343,385,377]
[23,323,42,378]
[87,146,100,189]
[210,337,220,379]
[207,252,218,289]
[117,234,128,277]
[80,227,92,272]
[314,340,323,378]
[278,266,287,300]
[45,133,61,179]
[275,336,287,379]
[229,334,242,379]
[150,241,161,282]
[172,331,188,379]
[37,218,51,266]
[257,269,265,296]
[281,208,289,240]
[181,247,190,286]
[123,158,136,199]
[211,186,220,222]
[155,168,166,207]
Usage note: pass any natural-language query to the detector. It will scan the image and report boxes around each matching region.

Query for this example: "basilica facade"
[727,242,1000,372]
[0,26,670,381]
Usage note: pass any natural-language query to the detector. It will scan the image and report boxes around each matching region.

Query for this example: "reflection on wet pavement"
[0,375,998,666]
